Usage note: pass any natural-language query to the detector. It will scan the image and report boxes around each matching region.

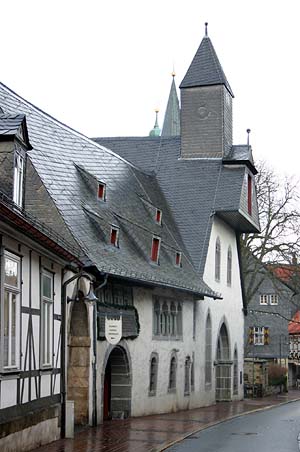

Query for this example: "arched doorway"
[215,322,232,401]
[103,346,131,420]
[67,301,90,425]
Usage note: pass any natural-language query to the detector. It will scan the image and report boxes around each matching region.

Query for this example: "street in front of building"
[166,400,300,452]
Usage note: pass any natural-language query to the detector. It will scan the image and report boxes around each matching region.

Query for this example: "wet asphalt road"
[166,400,300,452]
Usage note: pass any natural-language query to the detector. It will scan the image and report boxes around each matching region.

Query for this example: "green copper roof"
[162,75,180,136]
[149,110,161,137]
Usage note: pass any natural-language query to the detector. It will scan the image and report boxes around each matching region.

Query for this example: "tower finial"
[205,22,208,37]
[246,128,251,146]
[172,63,176,78]
[149,109,161,137]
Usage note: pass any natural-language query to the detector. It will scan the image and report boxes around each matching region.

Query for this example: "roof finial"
[205,22,208,37]
[172,62,176,78]
[246,128,251,147]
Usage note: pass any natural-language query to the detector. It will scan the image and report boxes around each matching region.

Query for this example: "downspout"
[92,274,108,426]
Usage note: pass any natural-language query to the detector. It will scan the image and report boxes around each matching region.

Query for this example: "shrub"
[268,364,287,386]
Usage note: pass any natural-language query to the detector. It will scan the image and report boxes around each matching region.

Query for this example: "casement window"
[259,294,278,305]
[155,209,162,225]
[270,294,278,305]
[233,348,238,395]
[247,174,252,215]
[3,251,21,370]
[168,355,177,392]
[260,294,268,305]
[205,312,212,385]
[175,251,182,268]
[41,270,54,367]
[151,236,161,263]
[184,356,191,395]
[215,237,221,282]
[153,298,182,339]
[227,246,232,286]
[13,152,24,208]
[249,326,269,346]
[97,182,106,201]
[149,353,158,396]
[110,226,119,247]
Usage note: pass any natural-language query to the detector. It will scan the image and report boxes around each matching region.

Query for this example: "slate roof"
[0,113,32,149]
[0,82,216,298]
[180,36,234,97]
[93,136,259,275]
[223,145,257,175]
[161,76,180,137]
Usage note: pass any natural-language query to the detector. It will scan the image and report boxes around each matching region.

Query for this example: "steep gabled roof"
[162,76,180,137]
[289,311,300,334]
[93,136,259,275]
[0,82,216,298]
[180,35,234,97]
[0,113,32,149]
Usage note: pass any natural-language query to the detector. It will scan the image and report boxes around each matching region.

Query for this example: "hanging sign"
[105,315,122,345]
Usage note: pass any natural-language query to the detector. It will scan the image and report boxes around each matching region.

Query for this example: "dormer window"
[175,251,182,267]
[13,153,24,208]
[151,237,161,263]
[110,226,119,247]
[155,209,162,225]
[98,182,106,201]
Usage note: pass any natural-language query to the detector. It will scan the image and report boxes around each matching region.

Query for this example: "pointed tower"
[180,23,233,158]
[149,109,161,137]
[162,73,180,136]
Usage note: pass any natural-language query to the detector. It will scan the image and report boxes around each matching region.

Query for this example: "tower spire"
[205,22,208,37]
[149,109,161,137]
[162,72,180,137]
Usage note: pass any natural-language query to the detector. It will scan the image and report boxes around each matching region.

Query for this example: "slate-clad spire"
[162,73,180,136]
[180,24,234,97]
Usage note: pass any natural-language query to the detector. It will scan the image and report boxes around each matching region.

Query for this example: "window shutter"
[264,327,269,345]
[248,327,254,344]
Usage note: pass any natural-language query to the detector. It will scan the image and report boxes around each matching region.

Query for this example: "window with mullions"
[3,251,21,370]
[97,282,133,307]
[153,297,183,339]
[41,270,54,367]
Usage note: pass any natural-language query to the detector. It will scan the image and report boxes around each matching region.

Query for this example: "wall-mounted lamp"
[67,279,98,304]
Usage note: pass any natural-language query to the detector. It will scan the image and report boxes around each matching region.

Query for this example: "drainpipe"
[92,274,108,426]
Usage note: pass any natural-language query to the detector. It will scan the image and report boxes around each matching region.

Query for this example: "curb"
[158,397,300,451]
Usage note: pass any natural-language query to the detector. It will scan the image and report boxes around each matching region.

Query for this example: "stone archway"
[103,346,131,420]
[67,301,90,425]
[215,322,232,401]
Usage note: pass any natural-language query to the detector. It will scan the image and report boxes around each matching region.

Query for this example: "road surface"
[166,400,300,452]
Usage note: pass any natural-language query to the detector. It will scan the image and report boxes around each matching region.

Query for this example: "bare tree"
[241,161,300,303]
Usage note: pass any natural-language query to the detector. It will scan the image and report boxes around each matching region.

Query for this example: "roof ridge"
[0,82,143,171]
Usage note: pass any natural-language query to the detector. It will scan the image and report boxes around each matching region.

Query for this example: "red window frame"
[155,209,162,224]
[98,183,106,201]
[175,251,182,267]
[151,237,160,263]
[110,227,119,247]
[247,175,252,215]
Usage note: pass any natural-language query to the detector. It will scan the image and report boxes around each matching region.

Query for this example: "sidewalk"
[35,390,300,452]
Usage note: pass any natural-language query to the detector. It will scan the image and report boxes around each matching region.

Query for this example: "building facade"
[0,25,260,449]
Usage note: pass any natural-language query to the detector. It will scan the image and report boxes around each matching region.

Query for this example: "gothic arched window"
[149,353,158,395]
[227,246,232,286]
[215,237,221,282]
[205,312,212,386]
[168,355,177,392]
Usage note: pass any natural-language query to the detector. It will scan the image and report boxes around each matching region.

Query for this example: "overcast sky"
[2,0,300,177]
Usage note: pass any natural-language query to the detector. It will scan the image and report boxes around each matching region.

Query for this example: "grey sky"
[2,0,300,176]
